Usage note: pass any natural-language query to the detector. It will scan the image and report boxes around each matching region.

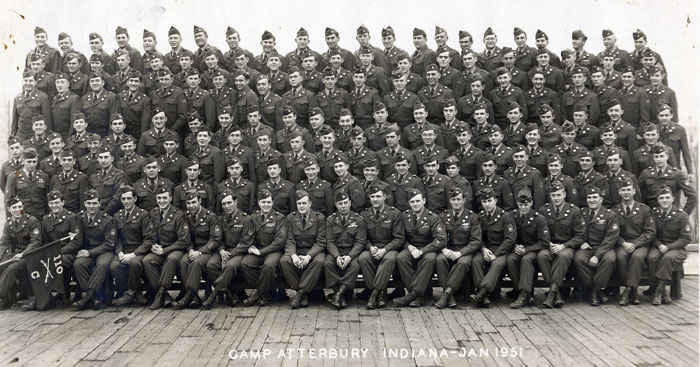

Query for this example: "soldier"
[537,104,561,151]
[345,126,377,178]
[281,67,318,129]
[206,190,248,307]
[526,69,562,122]
[281,190,327,309]
[408,28,436,76]
[421,157,450,213]
[200,52,231,91]
[229,70,257,127]
[23,115,52,160]
[402,102,442,150]
[454,51,493,98]
[323,27,355,71]
[88,146,126,215]
[239,189,287,306]
[151,69,188,139]
[470,187,517,307]
[413,127,448,177]
[395,55,428,94]
[386,154,424,212]
[489,67,528,128]
[276,106,314,155]
[456,30,476,66]
[116,72,151,140]
[298,159,334,216]
[110,186,154,306]
[164,26,194,76]
[598,30,632,72]
[208,71,234,122]
[40,132,64,179]
[174,191,222,309]
[647,186,691,305]
[350,65,383,128]
[265,52,291,96]
[229,49,261,90]
[618,66,651,128]
[633,124,677,176]
[435,47,461,92]
[571,30,599,69]
[12,71,52,140]
[113,26,143,72]
[173,160,215,211]
[144,187,191,309]
[26,26,61,73]
[638,145,696,214]
[6,148,49,219]
[158,135,187,185]
[317,69,352,128]
[600,100,637,154]
[222,26,257,71]
[182,69,217,130]
[472,153,515,212]
[332,156,365,212]
[574,151,609,208]
[82,73,118,137]
[1,138,24,194]
[49,149,89,213]
[503,101,527,147]
[217,157,255,214]
[592,127,633,175]
[57,33,89,74]
[418,64,454,125]
[574,186,620,306]
[507,189,550,308]
[0,197,42,309]
[440,101,470,153]
[380,26,409,71]
[485,125,513,175]
[393,189,446,307]
[28,54,57,100]
[534,29,562,68]
[512,27,537,72]
[133,158,174,211]
[453,126,486,182]
[315,126,345,184]
[259,159,296,216]
[478,27,502,72]
[603,150,639,207]
[360,156,393,209]
[498,47,529,91]
[255,31,286,74]
[376,129,417,179]
[298,52,324,94]
[50,73,81,138]
[323,49,353,93]
[434,187,481,308]
[365,102,400,151]
[64,52,89,97]
[257,76,284,131]
[251,130,284,184]
[354,25,388,72]
[73,189,116,310]
[359,183,404,309]
[561,66,600,124]
[113,51,135,92]
[657,104,693,174]
[77,133,102,175]
[612,179,655,306]
[552,121,588,178]
[522,124,548,175]
[503,145,546,209]
[384,71,420,129]
[116,135,146,184]
[192,25,225,73]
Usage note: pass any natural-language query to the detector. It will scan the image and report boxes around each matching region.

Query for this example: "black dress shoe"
[377,291,387,308]
[630,288,640,305]
[149,288,165,310]
[554,291,565,308]
[301,294,309,308]
[409,296,424,307]
[173,291,193,310]
[290,292,304,309]
[366,289,380,309]
[542,291,555,309]
[243,291,260,307]
[113,291,136,306]
[448,294,457,308]
[202,291,217,309]
[392,291,417,307]
[73,296,93,310]
[21,300,36,311]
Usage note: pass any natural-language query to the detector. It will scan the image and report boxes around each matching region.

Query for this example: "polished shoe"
[662,286,672,304]
[447,294,457,308]
[300,294,309,308]
[387,287,405,300]
[630,288,640,305]
[291,292,304,309]
[94,300,105,310]
[21,300,36,311]
[113,291,136,306]
[201,291,217,309]
[434,288,452,309]
[243,291,260,307]
[505,289,518,299]
[189,294,203,309]
[393,291,417,307]
[619,287,629,306]
[366,289,380,309]
[542,291,555,309]
[74,296,93,310]
[377,290,387,308]
[173,290,193,310]
[652,285,664,305]
[510,291,528,309]
[149,288,166,310]
[409,296,424,307]
[470,288,488,306]
[554,291,565,308]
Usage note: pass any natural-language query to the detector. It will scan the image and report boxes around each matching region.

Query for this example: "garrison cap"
[571,29,587,40]
[535,29,548,40]
[296,27,308,37]
[535,48,549,56]
[443,100,456,109]
[550,181,566,192]
[578,150,593,160]
[183,159,199,169]
[561,121,576,133]
[118,135,136,146]
[118,185,136,196]
[7,136,21,146]
[391,68,403,79]
[413,102,426,111]
[448,187,463,199]
[303,158,318,168]
[72,112,86,121]
[366,183,384,195]
[513,27,526,37]
[358,46,372,55]
[394,153,410,163]
[537,104,553,115]
[22,148,38,159]
[87,133,101,143]
[525,123,539,134]
[31,114,46,123]
[169,26,180,36]
[218,105,233,116]
[657,103,673,113]
[143,29,156,40]
[547,153,563,163]
[641,122,658,132]
[413,27,426,37]
[517,188,532,203]
[47,190,64,201]
[142,157,157,166]
[185,68,200,77]
[642,48,657,58]
[585,186,601,196]
[184,190,201,201]
[333,155,349,165]
[318,125,334,137]
[155,185,171,196]
[232,69,249,79]
[225,26,237,36]
[571,65,587,76]
[620,178,635,189]
[373,101,387,113]
[602,29,614,38]
[322,67,336,77]
[657,185,672,197]
[34,26,47,35]
[115,26,128,36]
[560,49,573,59]
[487,124,502,135]
[511,144,528,154]
[219,189,235,201]
[29,53,43,62]
[435,26,447,35]
[650,144,666,155]
[7,196,22,207]
[84,189,100,201]
[573,104,588,113]
[632,29,646,40]
[295,189,310,201]
[363,155,379,169]
[310,106,324,117]
[478,187,496,200]
[224,156,242,168]
[349,126,364,138]
[193,25,206,35]
[58,32,70,41]
[483,27,495,38]
[357,25,369,35]
[186,110,201,121]
[506,101,521,112]
[54,72,70,81]
[325,27,339,37]
[98,145,113,154]
[424,63,439,73]
[604,98,622,111]
[473,102,488,111]
[458,30,472,39]
[89,53,103,63]
[88,32,102,41]
[110,112,123,121]
[151,105,165,116]
[445,155,459,167]
[590,65,604,74]
[620,65,635,74]
[335,192,350,203]
[406,188,422,200]
[501,47,514,55]
[381,26,395,37]
[495,67,510,76]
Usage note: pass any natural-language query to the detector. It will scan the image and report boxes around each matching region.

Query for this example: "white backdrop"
[0,0,698,163]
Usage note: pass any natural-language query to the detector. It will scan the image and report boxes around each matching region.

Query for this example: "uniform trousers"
[647,248,687,282]
[537,248,574,287]
[573,248,616,289]
[241,252,282,295]
[435,253,474,290]
[109,254,145,296]
[0,259,30,304]
[396,249,437,296]
[209,254,244,291]
[615,246,649,287]
[74,253,114,291]
[179,253,212,291]
[324,255,360,289]
[506,251,539,292]
[280,253,325,293]
[143,251,185,290]
[358,250,399,290]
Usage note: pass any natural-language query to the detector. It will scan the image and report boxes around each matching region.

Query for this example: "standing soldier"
[113,27,143,72]
[6,148,49,220]
[354,26,388,72]
[384,71,420,129]
[598,30,632,72]
[49,149,89,213]
[82,73,117,137]
[538,104,562,150]
[434,187,481,308]
[317,69,352,128]
[618,66,651,128]
[281,190,327,309]
[537,181,585,308]
[282,68,318,129]
[116,135,146,184]
[503,145,546,209]
[452,125,486,182]
[192,25,225,73]
[173,160,215,211]
[138,107,180,158]
[164,26,194,76]
[151,69,188,139]
[574,186,620,306]
[182,70,216,130]
[472,153,515,212]
[526,70,562,122]
[239,189,287,306]
[393,189,446,307]
[116,72,151,140]
[512,27,537,72]
[133,158,173,211]
[89,146,126,215]
[489,67,528,128]
[657,104,693,174]
[470,187,518,307]
[506,190,550,309]
[26,26,61,73]
[381,26,409,71]
[573,151,609,208]
[51,73,81,138]
[323,27,355,71]
[534,29,562,68]
[222,26,257,72]
[298,158,334,216]
[13,71,52,140]
[552,121,588,178]
[73,189,116,310]
[638,145,696,214]
[110,186,154,306]
[647,186,691,305]
[561,66,600,124]
[217,157,255,215]
[1,138,24,194]
[259,159,296,216]
[42,190,81,305]
[478,28,502,72]
[633,124,677,176]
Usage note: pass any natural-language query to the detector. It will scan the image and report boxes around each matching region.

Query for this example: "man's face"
[385,132,399,147]
[163,140,178,154]
[590,72,604,87]
[261,38,275,52]
[397,59,411,74]
[58,37,72,52]
[572,73,586,87]
[539,111,554,125]
[335,198,352,214]
[197,131,211,146]
[507,108,521,123]
[288,72,302,87]
[88,140,100,152]
[204,55,218,69]
[459,36,473,50]
[48,137,63,153]
[657,193,674,210]
[168,34,182,49]
[634,37,647,50]
[116,55,130,69]
[561,131,576,144]
[653,152,668,167]
[550,189,565,206]
[186,164,200,180]
[578,156,594,171]
[179,56,193,69]
[425,70,440,85]
[333,162,349,176]
[97,152,113,168]
[32,120,47,135]
[517,200,532,214]
[657,110,673,124]
[373,109,388,123]
[621,72,634,86]
[642,56,656,68]
[186,197,201,213]
[152,113,167,129]
[255,78,269,94]
[55,78,69,93]
[221,195,237,214]
[443,106,456,121]
[514,33,527,47]
[573,111,588,125]
[30,60,45,73]
[60,156,75,171]
[392,75,408,90]
[226,33,240,48]
[143,37,156,51]
[413,35,427,48]
[481,160,496,175]
[512,151,528,168]
[548,161,562,176]
[127,77,140,91]
[186,75,201,88]
[296,196,311,215]
[501,53,515,67]
[84,198,100,215]
[421,130,436,145]
[462,53,476,68]
[304,164,319,180]
[326,34,339,48]
[156,192,171,209]
[525,130,540,145]
[650,71,664,85]
[302,56,317,70]
[413,108,427,122]
[488,131,503,146]
[111,119,126,135]
[120,141,136,155]
[600,131,616,146]
[116,34,129,47]
[435,32,447,46]
[531,73,545,89]
[256,135,270,150]
[35,32,48,46]
[267,164,281,178]
[158,74,174,88]
[89,77,103,91]
[121,191,136,210]
[329,54,343,68]
[258,196,273,213]
[480,196,497,211]
[535,37,548,49]
[352,72,366,87]
[289,136,304,152]
[66,58,80,72]
[248,111,261,125]
[309,114,323,129]
[425,161,439,176]
[89,59,103,71]
[586,193,602,209]
[143,161,160,179]
[8,201,24,217]
[363,166,378,181]
[322,75,337,89]
[601,57,614,70]
[395,159,409,175]
[607,104,623,121]
[408,194,425,213]
[321,133,335,148]
[483,35,497,48]
[48,197,65,214]
[496,73,511,88]
[437,52,451,67]
[571,37,585,49]
[234,55,248,69]
[351,135,364,149]
[446,192,465,211]
[446,164,459,178]
[9,143,22,159]
[473,108,488,124]
[188,119,202,132]
[607,154,622,171]
[219,114,233,127]
[338,115,353,131]
[194,31,207,47]
[642,130,659,145]
[369,191,386,208]
[267,57,281,70]
[470,80,484,95]
[213,75,226,89]
[357,33,370,46]
[23,157,38,171]
[382,34,395,49]
[536,53,550,67]
[602,35,616,49]
[456,131,471,145]
[228,162,243,178]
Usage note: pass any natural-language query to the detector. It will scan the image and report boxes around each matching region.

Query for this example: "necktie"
[301,215,305,227]
[625,206,631,216]
[554,206,560,217]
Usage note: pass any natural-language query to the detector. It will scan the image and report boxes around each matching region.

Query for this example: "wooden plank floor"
[0,277,697,367]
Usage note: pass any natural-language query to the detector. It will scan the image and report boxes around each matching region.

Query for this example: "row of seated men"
[0,173,690,311]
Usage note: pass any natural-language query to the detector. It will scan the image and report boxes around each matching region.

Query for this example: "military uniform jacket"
[489,85,528,123]
[25,45,61,73]
[316,148,345,184]
[383,89,420,126]
[326,211,367,258]
[597,47,632,72]
[574,169,609,208]
[101,133,132,162]
[78,210,116,257]
[440,119,470,153]
[116,153,146,184]
[659,122,693,174]
[164,47,195,76]
[331,68,355,93]
[618,84,651,127]
[23,133,52,160]
[473,174,516,212]
[133,176,174,211]
[150,206,191,253]
[454,66,494,97]
[485,143,514,176]
[402,208,446,253]
[220,209,248,255]
[0,159,22,194]
[478,47,503,72]
[422,173,451,213]
[613,201,655,248]
[112,46,143,73]
[190,145,225,184]
[81,89,118,136]
[231,86,258,127]
[512,208,550,253]
[6,169,49,216]
[186,207,222,253]
[114,67,136,92]
[67,71,89,97]
[544,174,578,206]
[259,92,283,131]
[51,91,80,137]
[217,177,255,214]
[365,122,400,151]
[253,148,285,184]
[316,88,351,125]
[89,166,126,214]
[514,46,537,72]
[174,180,214,211]
[376,145,417,179]
[360,204,404,251]
[222,144,256,183]
[34,69,56,97]
[402,73,428,94]
[525,87,562,123]
[503,165,546,209]
[417,84,454,123]
[239,210,287,255]
[552,142,589,178]
[266,70,291,96]
[332,174,365,213]
[401,121,444,150]
[260,178,296,215]
[538,202,584,249]
[298,178,334,216]
[277,126,314,155]
[350,85,382,123]
[200,66,231,91]
[529,65,565,92]
[114,89,150,136]
[193,44,225,73]
[383,46,409,72]
[322,47,356,72]
[592,145,632,174]
[158,152,187,185]
[582,207,620,257]
[504,121,527,148]
[595,85,621,123]
[345,147,377,178]
[42,209,81,255]
[479,207,517,256]
[438,66,461,93]
[243,123,276,151]
[639,165,696,214]
[540,122,562,151]
[386,173,424,212]
[632,143,677,176]
[49,169,89,213]
[281,87,317,125]
[12,89,51,140]
[457,94,495,126]
[606,167,640,207]
[285,210,326,257]
[652,206,691,251]
[78,152,99,176]
[300,68,325,94]
[0,214,41,256]
[562,87,600,124]
[440,208,481,256]
[410,47,436,76]
[184,87,216,129]
[113,206,154,255]
[150,86,188,133]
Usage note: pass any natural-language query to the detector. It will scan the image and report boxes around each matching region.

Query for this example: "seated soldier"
[573,186,620,306]
[647,186,691,305]
[470,187,517,307]
[325,192,367,309]
[111,185,155,306]
[73,189,116,310]
[359,184,405,309]
[281,190,327,309]
[240,189,288,306]
[434,187,481,309]
[393,189,447,307]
